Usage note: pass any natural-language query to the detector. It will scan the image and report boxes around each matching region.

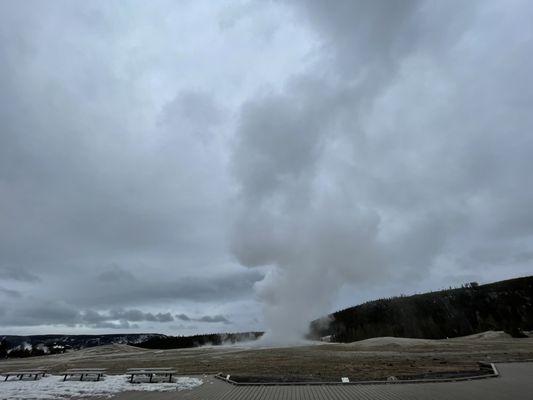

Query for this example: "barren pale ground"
[1,332,533,382]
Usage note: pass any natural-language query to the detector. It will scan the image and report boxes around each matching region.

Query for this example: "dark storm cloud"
[0,287,22,298]
[67,268,264,307]
[176,313,191,321]
[0,261,260,330]
[0,304,175,328]
[81,309,108,324]
[161,90,223,141]
[96,265,136,283]
[0,302,230,328]
[79,309,172,324]
[176,314,191,321]
[1,302,80,327]
[175,313,231,324]
[108,310,174,323]
[0,267,41,283]
[155,313,174,323]
[81,309,174,324]
[197,315,231,324]
[295,0,422,74]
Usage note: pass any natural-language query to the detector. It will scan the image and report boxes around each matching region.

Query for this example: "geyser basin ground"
[1,332,533,382]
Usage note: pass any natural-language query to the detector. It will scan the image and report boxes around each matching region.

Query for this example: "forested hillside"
[133,331,263,349]
[310,276,533,342]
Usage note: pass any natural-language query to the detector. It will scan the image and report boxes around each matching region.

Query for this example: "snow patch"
[0,375,202,399]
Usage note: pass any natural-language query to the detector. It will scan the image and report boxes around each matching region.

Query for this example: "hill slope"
[310,276,533,342]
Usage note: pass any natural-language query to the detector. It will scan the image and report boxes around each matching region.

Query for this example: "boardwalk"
[109,362,533,400]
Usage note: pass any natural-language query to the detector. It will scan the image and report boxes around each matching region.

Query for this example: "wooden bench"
[126,368,176,383]
[2,369,47,381]
[62,368,107,381]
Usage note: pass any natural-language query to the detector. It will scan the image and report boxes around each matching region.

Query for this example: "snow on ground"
[0,375,202,400]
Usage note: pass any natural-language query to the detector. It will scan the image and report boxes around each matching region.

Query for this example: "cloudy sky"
[1,0,532,337]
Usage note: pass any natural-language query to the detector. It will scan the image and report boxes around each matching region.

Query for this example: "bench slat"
[61,369,106,382]
[128,369,176,383]
[2,371,47,381]
[64,369,107,372]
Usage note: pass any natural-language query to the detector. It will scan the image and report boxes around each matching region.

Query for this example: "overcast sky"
[1,0,532,337]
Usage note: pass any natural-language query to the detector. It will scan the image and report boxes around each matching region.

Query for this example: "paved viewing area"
[106,362,533,400]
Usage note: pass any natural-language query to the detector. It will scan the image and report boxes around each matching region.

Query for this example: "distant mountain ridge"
[309,276,533,342]
[0,331,264,358]
[0,333,165,358]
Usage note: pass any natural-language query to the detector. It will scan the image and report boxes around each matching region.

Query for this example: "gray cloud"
[0,267,41,283]
[1,301,80,327]
[0,287,22,298]
[197,315,231,324]
[96,265,137,283]
[0,303,232,329]
[89,309,174,324]
[68,268,264,307]
[175,313,231,324]
[155,313,174,323]
[175,313,191,321]
[0,305,175,328]
[161,90,224,142]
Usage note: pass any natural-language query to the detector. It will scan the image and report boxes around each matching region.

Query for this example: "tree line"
[309,276,533,342]
[133,331,264,349]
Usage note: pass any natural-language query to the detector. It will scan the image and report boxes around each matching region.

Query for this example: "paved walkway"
[110,362,533,399]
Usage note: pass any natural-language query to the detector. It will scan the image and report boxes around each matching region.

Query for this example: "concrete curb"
[215,362,499,386]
